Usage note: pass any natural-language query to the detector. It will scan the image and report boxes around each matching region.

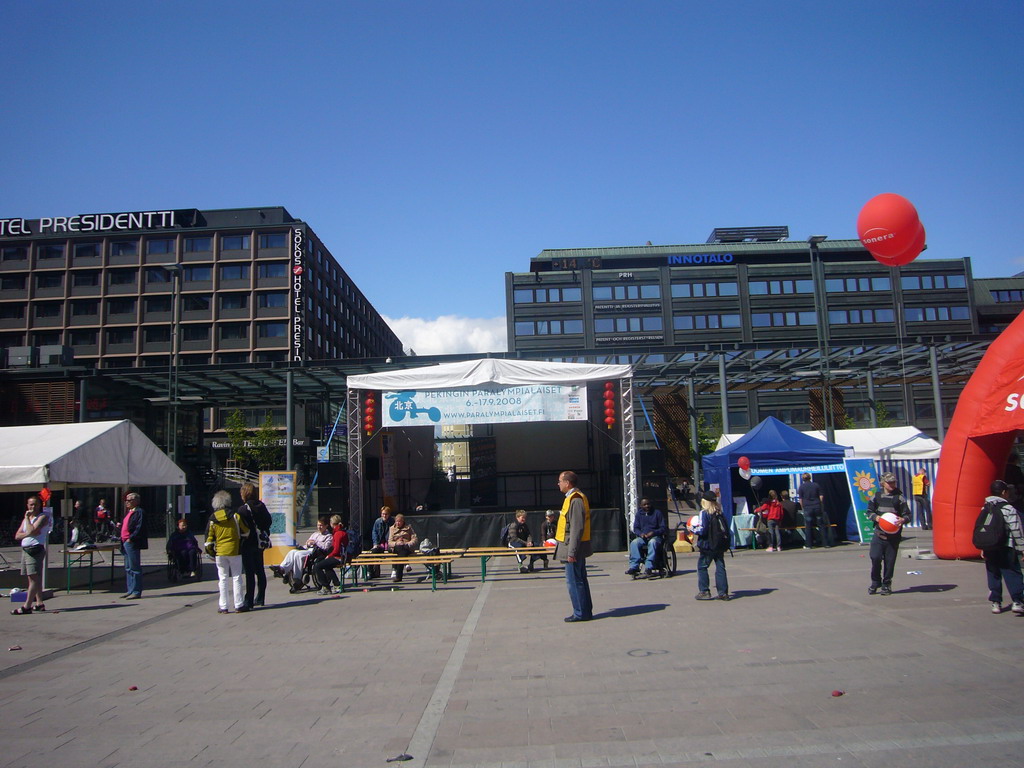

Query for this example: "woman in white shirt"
[12,495,52,614]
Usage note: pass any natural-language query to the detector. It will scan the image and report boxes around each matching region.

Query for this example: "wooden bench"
[457,546,553,582]
[347,553,460,591]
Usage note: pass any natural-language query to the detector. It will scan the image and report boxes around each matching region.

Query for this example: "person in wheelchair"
[311,514,348,595]
[626,498,667,578]
[166,517,201,578]
[271,516,333,592]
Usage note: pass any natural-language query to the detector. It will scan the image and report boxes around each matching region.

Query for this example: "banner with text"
[381,386,587,426]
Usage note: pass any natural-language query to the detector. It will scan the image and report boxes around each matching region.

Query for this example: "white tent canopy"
[0,420,185,492]
[716,425,941,460]
[346,357,633,390]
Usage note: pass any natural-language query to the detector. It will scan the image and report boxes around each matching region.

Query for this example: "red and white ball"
[688,515,701,530]
[878,512,903,534]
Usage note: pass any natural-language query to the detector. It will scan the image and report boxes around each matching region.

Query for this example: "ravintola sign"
[0,209,183,237]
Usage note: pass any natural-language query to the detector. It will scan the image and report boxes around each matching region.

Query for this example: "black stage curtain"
[389,508,624,553]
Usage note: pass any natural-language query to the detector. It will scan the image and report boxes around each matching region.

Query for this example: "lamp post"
[807,236,834,443]
[163,264,182,535]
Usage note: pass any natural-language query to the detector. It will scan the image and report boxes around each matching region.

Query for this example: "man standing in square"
[912,468,932,530]
[555,471,593,622]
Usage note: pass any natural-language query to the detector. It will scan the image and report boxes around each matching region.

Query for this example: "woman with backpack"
[238,483,273,611]
[694,490,731,601]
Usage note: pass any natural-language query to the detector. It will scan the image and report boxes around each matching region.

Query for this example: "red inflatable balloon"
[857,193,921,259]
[872,222,926,267]
[738,456,751,471]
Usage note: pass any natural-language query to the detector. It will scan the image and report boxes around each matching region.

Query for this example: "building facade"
[506,227,1024,460]
[0,206,403,369]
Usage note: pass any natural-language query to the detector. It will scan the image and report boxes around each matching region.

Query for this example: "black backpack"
[499,523,511,546]
[706,512,731,552]
[973,500,1009,551]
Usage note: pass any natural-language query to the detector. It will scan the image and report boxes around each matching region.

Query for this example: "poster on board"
[844,458,879,544]
[381,385,587,427]
[260,471,297,548]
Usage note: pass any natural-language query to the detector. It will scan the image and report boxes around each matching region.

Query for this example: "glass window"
[258,262,287,278]
[514,322,535,336]
[640,285,661,299]
[36,273,62,288]
[219,352,249,364]
[221,235,250,251]
[258,233,287,249]
[73,271,99,286]
[108,299,136,315]
[642,317,662,331]
[592,286,612,300]
[183,266,212,282]
[106,328,135,344]
[74,242,100,259]
[33,331,61,345]
[948,274,966,288]
[875,308,894,322]
[35,303,61,318]
[901,276,920,290]
[147,238,176,255]
[144,326,170,342]
[950,306,970,320]
[109,270,137,285]
[145,296,172,313]
[1,246,28,261]
[221,264,250,281]
[220,324,248,340]
[751,313,771,327]
[39,244,64,259]
[221,294,248,310]
[184,237,212,252]
[563,319,583,333]
[0,304,23,319]
[257,321,287,338]
[825,278,844,292]
[145,267,172,283]
[110,240,138,257]
[871,277,891,291]
[258,292,287,308]
[183,295,211,311]
[562,287,582,301]
[182,325,209,341]
[904,307,925,322]
[72,300,99,316]
[513,289,534,304]
[70,329,96,345]
[1,275,26,290]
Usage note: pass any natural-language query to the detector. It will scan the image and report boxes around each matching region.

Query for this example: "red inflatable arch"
[934,310,1024,558]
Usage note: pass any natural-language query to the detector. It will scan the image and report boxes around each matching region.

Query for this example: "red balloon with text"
[857,193,921,260]
[872,222,926,267]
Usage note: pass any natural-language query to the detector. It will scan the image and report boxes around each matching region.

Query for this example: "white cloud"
[383,315,508,356]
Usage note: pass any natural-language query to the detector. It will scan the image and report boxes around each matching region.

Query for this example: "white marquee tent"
[715,425,941,460]
[0,420,185,493]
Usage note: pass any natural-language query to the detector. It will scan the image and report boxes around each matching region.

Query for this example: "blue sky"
[2,1,1021,354]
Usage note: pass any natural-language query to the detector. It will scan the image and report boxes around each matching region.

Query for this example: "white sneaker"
[992,602,1003,614]
[390,568,398,579]
[765,547,774,552]
[1012,602,1024,615]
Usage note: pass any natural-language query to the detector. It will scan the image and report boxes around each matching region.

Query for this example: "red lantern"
[39,487,51,503]
[604,408,615,417]
[857,193,922,260]
[873,223,926,267]
[604,416,615,427]
[738,456,751,471]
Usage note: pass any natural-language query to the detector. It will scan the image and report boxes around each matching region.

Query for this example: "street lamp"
[162,264,183,534]
[807,236,835,443]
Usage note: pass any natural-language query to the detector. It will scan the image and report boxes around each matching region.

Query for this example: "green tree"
[250,413,283,470]
[695,412,722,459]
[874,400,896,428]
[225,409,251,467]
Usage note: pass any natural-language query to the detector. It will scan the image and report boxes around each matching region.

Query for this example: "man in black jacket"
[866,473,912,596]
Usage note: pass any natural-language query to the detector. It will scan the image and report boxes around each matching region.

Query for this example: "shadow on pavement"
[596,603,669,619]
[894,583,958,594]
[726,588,777,600]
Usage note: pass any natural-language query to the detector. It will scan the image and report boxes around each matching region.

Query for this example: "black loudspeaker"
[320,461,346,487]
[318,487,348,518]
[608,453,622,476]
[364,457,380,481]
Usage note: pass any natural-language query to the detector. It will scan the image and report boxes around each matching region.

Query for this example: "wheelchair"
[294,547,334,593]
[629,533,677,579]
[167,548,203,582]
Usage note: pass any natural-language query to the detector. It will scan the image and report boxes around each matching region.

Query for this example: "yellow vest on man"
[556,489,591,542]
[912,473,928,496]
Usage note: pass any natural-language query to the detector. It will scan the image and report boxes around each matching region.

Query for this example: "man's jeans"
[564,557,593,619]
[804,509,831,548]
[628,535,662,570]
[122,541,143,596]
[869,536,900,588]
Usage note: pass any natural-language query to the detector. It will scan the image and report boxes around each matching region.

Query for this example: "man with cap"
[981,480,1024,615]
[866,472,912,595]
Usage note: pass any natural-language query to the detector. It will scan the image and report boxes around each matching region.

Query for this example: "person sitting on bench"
[388,513,419,582]
[312,514,348,595]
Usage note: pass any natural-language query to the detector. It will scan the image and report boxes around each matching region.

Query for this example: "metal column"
[718,354,730,434]
[929,345,945,442]
[620,376,638,531]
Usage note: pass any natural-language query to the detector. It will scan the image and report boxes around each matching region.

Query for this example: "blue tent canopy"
[702,416,851,520]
